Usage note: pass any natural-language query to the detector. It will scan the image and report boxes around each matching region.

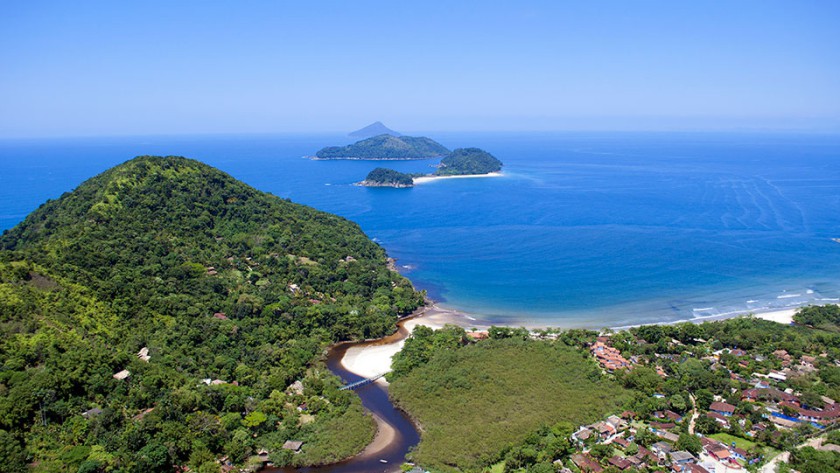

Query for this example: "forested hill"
[0,156,423,471]
[435,147,503,176]
[315,134,450,160]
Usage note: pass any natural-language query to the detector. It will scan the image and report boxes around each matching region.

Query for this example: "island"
[359,147,504,187]
[314,134,450,160]
[435,147,503,176]
[348,120,401,138]
[359,167,416,187]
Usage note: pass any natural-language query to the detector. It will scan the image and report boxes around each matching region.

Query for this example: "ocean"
[2,131,840,328]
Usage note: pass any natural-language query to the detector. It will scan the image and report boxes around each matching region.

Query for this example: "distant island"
[315,134,450,160]
[360,148,503,188]
[360,167,416,187]
[348,121,401,138]
[435,147,503,176]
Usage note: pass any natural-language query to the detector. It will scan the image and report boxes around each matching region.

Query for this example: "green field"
[389,338,632,472]
[710,433,757,451]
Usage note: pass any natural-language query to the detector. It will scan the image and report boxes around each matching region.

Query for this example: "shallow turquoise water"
[2,131,839,327]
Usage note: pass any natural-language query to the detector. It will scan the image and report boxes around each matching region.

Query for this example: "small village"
[554,330,840,473]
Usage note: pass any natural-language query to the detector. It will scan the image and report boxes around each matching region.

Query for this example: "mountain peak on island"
[349,121,401,138]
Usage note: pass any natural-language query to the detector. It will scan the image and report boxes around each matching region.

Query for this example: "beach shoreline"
[338,303,803,382]
[412,172,503,184]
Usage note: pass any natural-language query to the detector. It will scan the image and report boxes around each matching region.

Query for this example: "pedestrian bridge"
[339,372,388,390]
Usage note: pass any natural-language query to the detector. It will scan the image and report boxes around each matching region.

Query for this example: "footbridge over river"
[339,372,389,390]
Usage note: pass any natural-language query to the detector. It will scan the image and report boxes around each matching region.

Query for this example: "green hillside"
[389,329,631,472]
[435,148,503,176]
[315,134,450,160]
[0,156,423,472]
[361,167,415,187]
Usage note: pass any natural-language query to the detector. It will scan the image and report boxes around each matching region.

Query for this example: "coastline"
[339,303,802,381]
[412,172,503,184]
[331,299,807,471]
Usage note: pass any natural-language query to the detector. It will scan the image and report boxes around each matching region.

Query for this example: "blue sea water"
[2,132,840,328]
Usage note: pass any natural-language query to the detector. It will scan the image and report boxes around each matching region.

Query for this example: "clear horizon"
[2,1,839,138]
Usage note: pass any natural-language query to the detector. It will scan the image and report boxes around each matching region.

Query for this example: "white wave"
[777,294,801,299]
[806,289,815,294]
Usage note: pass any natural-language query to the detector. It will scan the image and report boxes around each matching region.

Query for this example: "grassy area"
[389,338,633,472]
[710,433,757,451]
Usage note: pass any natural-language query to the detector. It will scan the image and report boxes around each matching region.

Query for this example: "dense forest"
[360,168,415,187]
[388,326,631,472]
[0,156,424,472]
[315,134,450,160]
[434,148,503,176]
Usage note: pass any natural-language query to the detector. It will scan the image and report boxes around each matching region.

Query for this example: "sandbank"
[752,308,796,325]
[357,413,396,457]
[339,305,480,381]
[412,172,503,184]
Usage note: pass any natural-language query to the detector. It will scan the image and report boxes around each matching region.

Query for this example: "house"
[731,447,749,461]
[708,446,731,462]
[213,312,228,320]
[706,412,730,427]
[574,427,594,442]
[637,446,659,465]
[651,421,676,430]
[670,451,696,466]
[282,440,303,453]
[612,436,631,449]
[658,431,680,443]
[768,370,787,382]
[82,407,102,418]
[709,401,736,416]
[467,331,489,341]
[137,347,151,362]
[687,464,711,473]
[651,441,673,457]
[571,453,603,473]
[133,407,155,421]
[608,456,632,470]
[592,421,617,439]
[664,410,683,422]
[113,369,131,380]
[620,410,637,420]
[606,415,625,430]
[742,387,798,404]
[769,415,800,429]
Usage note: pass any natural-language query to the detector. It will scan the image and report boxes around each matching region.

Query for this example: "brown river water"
[269,324,421,473]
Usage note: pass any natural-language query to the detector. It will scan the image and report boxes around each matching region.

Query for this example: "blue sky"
[1,1,839,137]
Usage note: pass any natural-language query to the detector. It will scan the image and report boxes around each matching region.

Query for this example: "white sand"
[753,308,797,325]
[412,172,503,184]
[340,307,475,382]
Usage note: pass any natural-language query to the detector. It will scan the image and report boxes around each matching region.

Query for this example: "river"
[270,323,421,473]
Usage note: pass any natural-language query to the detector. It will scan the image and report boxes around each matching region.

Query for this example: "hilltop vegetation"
[315,134,450,160]
[0,156,423,472]
[435,148,503,176]
[360,167,415,188]
[388,326,631,472]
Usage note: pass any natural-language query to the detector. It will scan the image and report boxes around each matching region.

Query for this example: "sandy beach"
[752,308,797,325]
[412,172,503,184]
[340,305,480,381]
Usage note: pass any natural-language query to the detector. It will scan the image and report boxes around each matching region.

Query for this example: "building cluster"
[569,413,711,473]
[590,336,634,372]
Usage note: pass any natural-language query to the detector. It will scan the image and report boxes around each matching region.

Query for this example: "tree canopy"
[0,156,424,471]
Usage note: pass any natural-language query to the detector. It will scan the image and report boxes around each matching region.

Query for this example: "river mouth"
[268,325,420,473]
